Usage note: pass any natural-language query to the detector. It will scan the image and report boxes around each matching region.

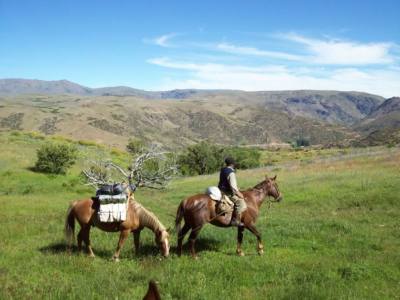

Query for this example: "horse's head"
[155,229,170,257]
[264,175,283,202]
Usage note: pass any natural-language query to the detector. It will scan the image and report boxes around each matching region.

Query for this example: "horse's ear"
[272,175,277,180]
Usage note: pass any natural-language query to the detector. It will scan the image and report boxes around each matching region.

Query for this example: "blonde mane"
[133,202,166,233]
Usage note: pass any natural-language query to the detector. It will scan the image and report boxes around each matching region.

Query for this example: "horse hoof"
[88,254,95,258]
[258,249,264,255]
[237,251,245,257]
[192,255,199,260]
[112,257,120,262]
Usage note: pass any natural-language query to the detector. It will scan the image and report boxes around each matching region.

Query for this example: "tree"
[178,141,224,175]
[177,142,262,176]
[83,145,177,189]
[295,138,310,147]
[34,143,77,174]
[224,147,261,169]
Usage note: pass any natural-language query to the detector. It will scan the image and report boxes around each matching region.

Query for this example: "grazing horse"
[175,175,282,258]
[65,189,170,260]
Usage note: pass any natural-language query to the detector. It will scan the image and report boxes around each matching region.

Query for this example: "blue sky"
[0,0,399,97]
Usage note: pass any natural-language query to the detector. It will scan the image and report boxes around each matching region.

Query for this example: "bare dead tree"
[82,144,177,189]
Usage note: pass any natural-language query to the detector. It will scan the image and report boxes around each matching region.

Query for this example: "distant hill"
[0,79,92,96]
[0,78,397,148]
[353,97,400,145]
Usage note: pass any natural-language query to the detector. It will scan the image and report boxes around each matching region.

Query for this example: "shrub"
[34,143,78,174]
[178,142,262,176]
[295,138,310,147]
[178,141,224,176]
[224,147,261,169]
[126,138,146,154]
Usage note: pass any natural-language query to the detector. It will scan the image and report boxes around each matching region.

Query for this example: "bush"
[224,147,261,169]
[178,141,224,176]
[178,142,261,176]
[295,138,310,147]
[34,143,78,174]
[126,138,146,154]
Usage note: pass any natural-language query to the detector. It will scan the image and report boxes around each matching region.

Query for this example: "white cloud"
[147,57,287,73]
[148,57,400,97]
[282,33,395,65]
[216,42,302,61]
[151,33,178,47]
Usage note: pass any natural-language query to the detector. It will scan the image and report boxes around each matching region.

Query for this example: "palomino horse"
[65,187,170,260]
[175,175,282,258]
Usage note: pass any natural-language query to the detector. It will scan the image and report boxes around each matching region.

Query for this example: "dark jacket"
[218,167,234,194]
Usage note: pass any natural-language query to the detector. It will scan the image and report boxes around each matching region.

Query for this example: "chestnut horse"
[65,189,170,260]
[175,175,282,258]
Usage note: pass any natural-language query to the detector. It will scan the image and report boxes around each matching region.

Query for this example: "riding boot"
[230,210,243,227]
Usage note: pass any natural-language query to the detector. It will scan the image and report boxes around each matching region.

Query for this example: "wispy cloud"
[145,32,400,96]
[147,57,287,73]
[148,57,400,97]
[149,33,178,47]
[216,42,302,61]
[281,33,395,65]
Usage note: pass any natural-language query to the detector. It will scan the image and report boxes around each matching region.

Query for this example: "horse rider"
[218,157,247,226]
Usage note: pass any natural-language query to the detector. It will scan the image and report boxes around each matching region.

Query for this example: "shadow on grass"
[169,237,223,255]
[40,236,224,259]
[40,241,167,259]
[39,242,111,258]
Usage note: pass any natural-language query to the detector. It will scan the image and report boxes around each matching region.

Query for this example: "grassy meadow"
[0,132,399,299]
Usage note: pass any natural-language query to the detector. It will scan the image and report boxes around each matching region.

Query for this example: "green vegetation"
[126,138,146,154]
[178,141,224,175]
[0,132,399,299]
[295,137,311,147]
[178,141,261,175]
[34,142,78,174]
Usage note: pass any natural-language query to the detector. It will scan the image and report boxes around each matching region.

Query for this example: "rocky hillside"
[0,78,397,148]
[353,97,400,145]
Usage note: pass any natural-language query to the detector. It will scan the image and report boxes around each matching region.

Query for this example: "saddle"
[96,183,125,196]
[205,186,234,215]
[92,184,131,223]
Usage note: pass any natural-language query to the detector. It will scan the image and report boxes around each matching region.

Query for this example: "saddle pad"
[98,202,128,222]
[97,193,128,204]
[205,186,222,201]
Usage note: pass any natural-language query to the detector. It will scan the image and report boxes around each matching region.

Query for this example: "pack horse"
[65,183,170,260]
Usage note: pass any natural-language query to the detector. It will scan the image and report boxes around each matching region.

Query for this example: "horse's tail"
[65,201,76,248]
[175,201,185,234]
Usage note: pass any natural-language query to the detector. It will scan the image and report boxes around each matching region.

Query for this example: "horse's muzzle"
[276,195,283,202]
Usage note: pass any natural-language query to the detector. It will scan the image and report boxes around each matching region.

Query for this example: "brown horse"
[65,190,170,260]
[175,175,282,258]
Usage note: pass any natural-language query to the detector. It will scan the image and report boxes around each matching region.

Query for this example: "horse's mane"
[252,179,267,191]
[133,202,166,232]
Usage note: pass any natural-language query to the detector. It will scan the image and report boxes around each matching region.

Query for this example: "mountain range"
[0,78,399,148]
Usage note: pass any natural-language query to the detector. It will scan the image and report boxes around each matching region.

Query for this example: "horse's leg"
[236,226,245,256]
[188,225,203,259]
[112,229,130,262]
[133,229,142,255]
[82,226,95,258]
[77,228,84,253]
[177,223,190,257]
[246,224,264,255]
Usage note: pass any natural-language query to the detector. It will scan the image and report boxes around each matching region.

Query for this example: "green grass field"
[0,132,399,299]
